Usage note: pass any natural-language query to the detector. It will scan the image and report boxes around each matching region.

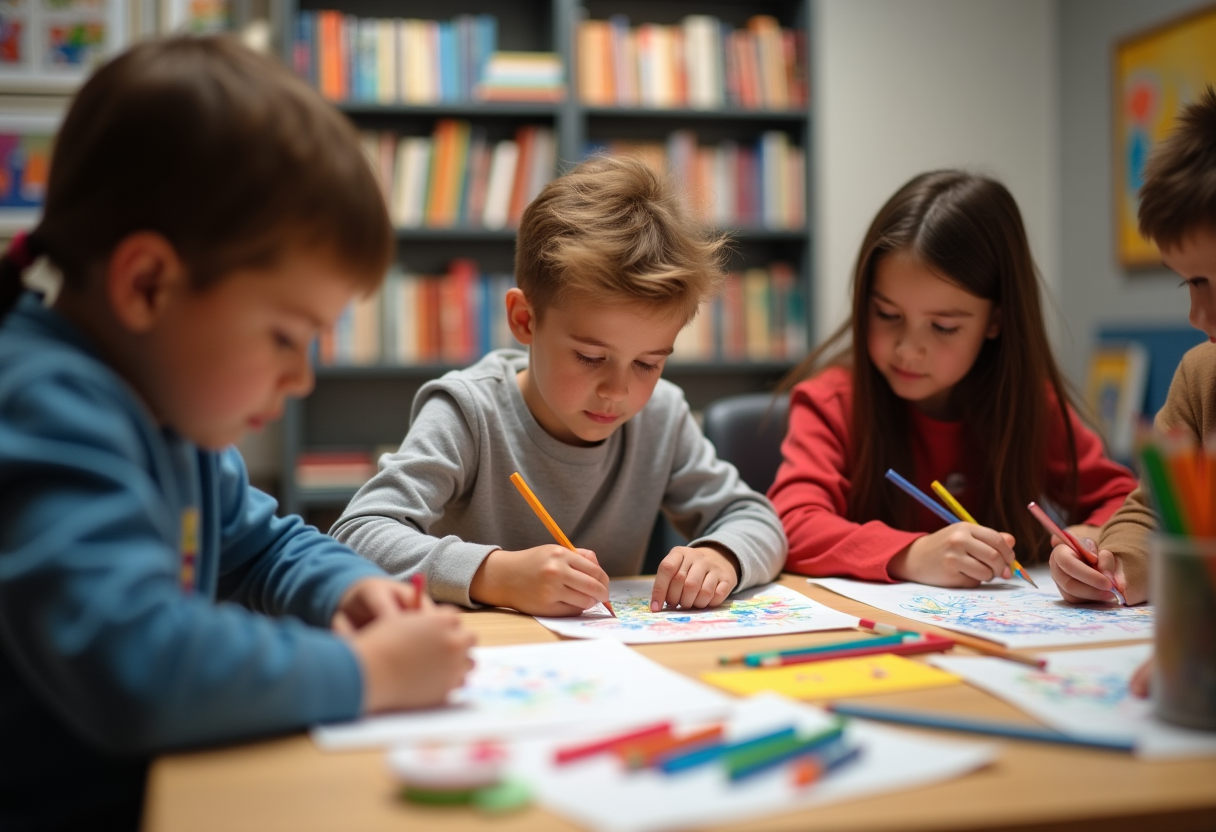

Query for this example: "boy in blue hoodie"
[0,37,474,831]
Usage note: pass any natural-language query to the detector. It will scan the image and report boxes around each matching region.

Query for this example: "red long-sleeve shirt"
[768,367,1138,582]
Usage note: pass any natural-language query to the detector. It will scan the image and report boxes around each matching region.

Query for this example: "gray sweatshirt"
[330,349,787,606]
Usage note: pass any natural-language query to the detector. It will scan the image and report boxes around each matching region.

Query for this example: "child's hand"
[470,545,610,617]
[347,602,475,713]
[332,577,420,635]
[890,524,1017,587]
[1049,536,1130,604]
[650,545,739,611]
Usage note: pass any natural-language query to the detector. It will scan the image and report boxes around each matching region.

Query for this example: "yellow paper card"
[701,654,960,700]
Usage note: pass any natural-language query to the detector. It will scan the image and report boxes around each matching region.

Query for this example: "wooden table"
[142,575,1216,832]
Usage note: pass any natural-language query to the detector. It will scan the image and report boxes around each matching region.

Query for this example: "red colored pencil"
[554,721,673,764]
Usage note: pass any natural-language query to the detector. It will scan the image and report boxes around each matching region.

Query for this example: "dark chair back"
[702,392,791,493]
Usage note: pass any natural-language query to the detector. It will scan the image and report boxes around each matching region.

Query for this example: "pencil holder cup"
[1150,535,1216,730]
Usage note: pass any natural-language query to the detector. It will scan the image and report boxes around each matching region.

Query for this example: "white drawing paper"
[810,576,1153,649]
[535,579,859,644]
[507,693,996,832]
[931,645,1216,760]
[312,640,732,750]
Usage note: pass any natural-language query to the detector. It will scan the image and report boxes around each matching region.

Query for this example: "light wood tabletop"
[142,574,1216,832]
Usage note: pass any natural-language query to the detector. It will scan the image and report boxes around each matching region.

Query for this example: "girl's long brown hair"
[780,171,1078,562]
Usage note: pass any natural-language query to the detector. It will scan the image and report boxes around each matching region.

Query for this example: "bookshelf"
[277,0,814,520]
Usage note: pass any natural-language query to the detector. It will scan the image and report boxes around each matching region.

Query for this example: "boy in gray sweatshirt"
[332,156,787,616]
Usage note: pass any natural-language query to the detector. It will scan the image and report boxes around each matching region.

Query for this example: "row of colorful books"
[676,263,808,363]
[293,11,565,104]
[577,14,806,110]
[360,122,556,230]
[590,131,806,231]
[318,260,807,367]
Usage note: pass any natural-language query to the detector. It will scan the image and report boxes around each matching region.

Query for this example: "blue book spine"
[438,21,458,103]
[359,19,378,102]
[476,15,496,91]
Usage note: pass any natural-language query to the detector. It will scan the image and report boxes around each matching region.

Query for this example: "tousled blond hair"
[514,155,728,321]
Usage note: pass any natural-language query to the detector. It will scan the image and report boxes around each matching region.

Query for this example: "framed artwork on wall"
[1113,4,1216,269]
[0,0,126,91]
[0,110,60,233]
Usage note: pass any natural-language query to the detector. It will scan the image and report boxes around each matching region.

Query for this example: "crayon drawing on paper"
[535,580,858,644]
[812,577,1153,648]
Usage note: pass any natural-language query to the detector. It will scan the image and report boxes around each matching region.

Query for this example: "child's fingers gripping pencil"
[930,480,1038,589]
[509,472,616,617]
[1028,501,1126,606]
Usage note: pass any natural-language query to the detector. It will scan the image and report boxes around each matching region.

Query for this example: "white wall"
[813,0,1060,345]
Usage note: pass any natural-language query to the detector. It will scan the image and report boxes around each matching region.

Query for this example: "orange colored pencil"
[509,471,617,617]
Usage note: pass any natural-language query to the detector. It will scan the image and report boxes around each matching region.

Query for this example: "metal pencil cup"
[1150,535,1216,730]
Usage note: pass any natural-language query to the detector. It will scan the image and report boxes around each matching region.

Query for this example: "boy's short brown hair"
[514,155,727,322]
[1138,85,1216,248]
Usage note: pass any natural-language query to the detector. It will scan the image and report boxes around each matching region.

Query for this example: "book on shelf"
[577,13,806,110]
[359,121,556,230]
[295,450,377,489]
[477,52,565,102]
[318,261,519,367]
[672,262,807,364]
[318,259,806,368]
[590,130,805,230]
[293,11,564,104]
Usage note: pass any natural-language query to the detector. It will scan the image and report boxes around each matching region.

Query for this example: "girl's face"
[866,251,1001,419]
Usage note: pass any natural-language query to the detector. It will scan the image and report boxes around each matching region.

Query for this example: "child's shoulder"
[791,365,853,406]
[409,348,528,421]
[1178,340,1216,375]
[0,296,157,462]
[0,296,131,412]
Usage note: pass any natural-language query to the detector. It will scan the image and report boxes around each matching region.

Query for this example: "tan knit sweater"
[1099,342,1216,604]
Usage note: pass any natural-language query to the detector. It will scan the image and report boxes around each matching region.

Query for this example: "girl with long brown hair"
[768,171,1136,589]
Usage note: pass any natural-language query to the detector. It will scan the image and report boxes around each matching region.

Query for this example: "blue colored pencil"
[656,725,796,774]
[736,633,917,667]
[828,703,1135,751]
[885,469,960,525]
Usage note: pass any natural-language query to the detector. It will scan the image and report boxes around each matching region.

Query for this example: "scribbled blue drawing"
[1015,669,1129,707]
[453,663,617,713]
[581,591,826,635]
[899,592,1153,636]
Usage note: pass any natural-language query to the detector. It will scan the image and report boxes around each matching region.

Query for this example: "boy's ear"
[985,306,1002,339]
[505,287,538,345]
[105,232,188,334]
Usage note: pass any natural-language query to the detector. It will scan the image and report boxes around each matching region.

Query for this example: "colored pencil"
[827,703,1135,751]
[931,480,1038,589]
[510,471,616,617]
[410,572,427,609]
[1027,501,1127,606]
[553,721,672,764]
[792,742,863,787]
[656,725,797,774]
[857,617,1047,669]
[718,632,917,666]
[617,724,724,769]
[757,634,954,667]
[725,722,846,781]
[885,469,960,525]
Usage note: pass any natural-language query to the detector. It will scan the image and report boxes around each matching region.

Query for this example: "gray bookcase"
[277,0,814,521]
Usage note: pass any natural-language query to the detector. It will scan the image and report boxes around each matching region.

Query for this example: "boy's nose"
[598,371,628,401]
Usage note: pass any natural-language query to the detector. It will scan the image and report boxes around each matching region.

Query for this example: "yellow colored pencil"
[930,480,1038,589]
[509,471,616,617]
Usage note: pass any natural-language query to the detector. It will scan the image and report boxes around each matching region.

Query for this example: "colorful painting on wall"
[1114,5,1216,268]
